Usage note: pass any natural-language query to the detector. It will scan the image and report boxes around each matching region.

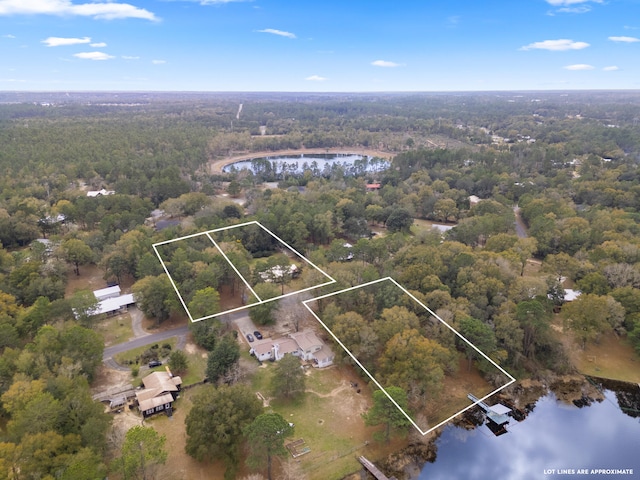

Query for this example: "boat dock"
[358,456,397,480]
[468,393,511,425]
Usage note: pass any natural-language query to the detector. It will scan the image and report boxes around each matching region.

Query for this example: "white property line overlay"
[152,220,336,322]
[302,276,517,436]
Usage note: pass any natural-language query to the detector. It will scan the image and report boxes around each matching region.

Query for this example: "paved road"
[103,325,189,361]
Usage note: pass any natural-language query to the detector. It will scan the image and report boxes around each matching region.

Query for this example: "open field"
[564,329,640,384]
[249,363,408,480]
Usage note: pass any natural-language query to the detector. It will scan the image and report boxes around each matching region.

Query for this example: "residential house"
[249,329,335,368]
[91,285,136,316]
[135,370,182,418]
[86,188,115,197]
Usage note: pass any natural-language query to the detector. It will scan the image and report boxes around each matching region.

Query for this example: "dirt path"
[305,380,350,398]
[129,306,149,339]
[209,147,394,174]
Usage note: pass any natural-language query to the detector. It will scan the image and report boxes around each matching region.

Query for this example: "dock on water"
[358,456,398,480]
[467,393,512,425]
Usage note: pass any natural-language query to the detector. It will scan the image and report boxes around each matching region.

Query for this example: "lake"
[222,153,388,177]
[417,383,639,480]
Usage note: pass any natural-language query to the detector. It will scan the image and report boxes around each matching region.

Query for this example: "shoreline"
[208,147,394,174]
[352,373,640,480]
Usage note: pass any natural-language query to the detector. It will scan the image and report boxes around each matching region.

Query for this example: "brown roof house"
[250,329,335,368]
[135,370,182,418]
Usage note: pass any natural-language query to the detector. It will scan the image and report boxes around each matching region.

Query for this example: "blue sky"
[1,0,639,91]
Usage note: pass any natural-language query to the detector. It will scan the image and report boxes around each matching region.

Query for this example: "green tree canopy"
[113,425,167,480]
[244,413,293,480]
[363,386,412,443]
[206,334,240,384]
[270,354,305,401]
[132,275,178,326]
[185,384,262,479]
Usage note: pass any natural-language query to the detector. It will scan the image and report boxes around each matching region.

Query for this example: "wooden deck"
[358,456,397,480]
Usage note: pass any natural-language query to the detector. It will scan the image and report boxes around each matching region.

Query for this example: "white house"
[87,188,115,197]
[87,286,136,317]
[249,329,334,368]
[289,330,324,361]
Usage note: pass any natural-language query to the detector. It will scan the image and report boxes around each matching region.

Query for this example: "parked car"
[254,330,263,340]
[246,333,255,342]
[148,360,162,368]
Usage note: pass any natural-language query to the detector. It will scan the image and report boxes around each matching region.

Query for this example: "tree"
[457,317,498,372]
[363,387,411,443]
[244,413,293,480]
[168,350,188,375]
[206,334,240,384]
[61,238,93,276]
[185,384,262,479]
[373,306,420,346]
[515,300,551,359]
[69,289,99,325]
[189,317,222,351]
[378,329,455,401]
[132,275,177,326]
[188,286,220,320]
[270,354,305,401]
[562,294,625,349]
[249,284,280,326]
[385,207,413,233]
[114,425,167,480]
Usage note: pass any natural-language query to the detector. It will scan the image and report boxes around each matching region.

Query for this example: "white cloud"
[0,0,158,21]
[564,64,595,70]
[305,75,327,82]
[546,0,602,14]
[90,42,106,47]
[199,0,252,3]
[603,65,619,71]
[608,36,640,43]
[371,60,402,67]
[122,55,139,60]
[520,39,589,51]
[73,51,114,60]
[152,59,166,64]
[257,28,296,39]
[546,0,601,5]
[2,33,15,38]
[42,36,91,47]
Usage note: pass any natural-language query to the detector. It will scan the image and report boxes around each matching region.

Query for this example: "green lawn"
[180,348,208,386]
[94,313,133,347]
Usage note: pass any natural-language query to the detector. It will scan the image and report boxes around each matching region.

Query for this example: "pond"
[222,153,388,177]
[417,381,640,480]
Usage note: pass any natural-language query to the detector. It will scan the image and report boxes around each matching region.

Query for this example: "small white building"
[94,285,121,301]
[87,189,115,197]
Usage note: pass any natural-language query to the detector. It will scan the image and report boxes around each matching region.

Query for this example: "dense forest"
[1,91,640,478]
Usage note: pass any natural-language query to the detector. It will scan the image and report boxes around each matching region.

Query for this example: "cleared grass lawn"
[180,346,208,386]
[255,364,404,480]
[571,331,640,384]
[94,313,133,347]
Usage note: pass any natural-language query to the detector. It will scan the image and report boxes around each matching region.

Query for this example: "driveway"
[231,312,259,345]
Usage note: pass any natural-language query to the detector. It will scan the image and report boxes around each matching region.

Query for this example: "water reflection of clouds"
[419,391,639,480]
